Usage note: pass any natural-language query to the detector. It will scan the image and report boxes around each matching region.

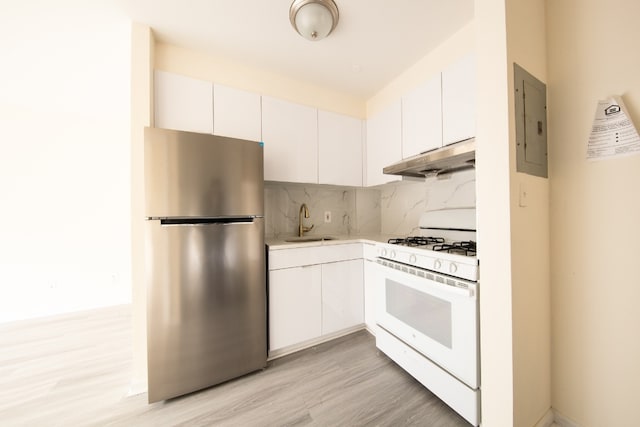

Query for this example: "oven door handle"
[435,282,477,299]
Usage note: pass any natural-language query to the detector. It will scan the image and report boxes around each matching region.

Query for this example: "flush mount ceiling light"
[289,0,339,41]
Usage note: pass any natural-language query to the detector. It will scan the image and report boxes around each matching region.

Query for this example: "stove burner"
[387,236,445,247]
[432,241,477,256]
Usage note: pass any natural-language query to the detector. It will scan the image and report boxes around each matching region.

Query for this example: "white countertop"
[266,234,395,250]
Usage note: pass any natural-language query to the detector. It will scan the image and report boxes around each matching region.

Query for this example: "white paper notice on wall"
[587,95,640,160]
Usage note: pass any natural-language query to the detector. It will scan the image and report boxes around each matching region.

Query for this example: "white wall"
[547,0,640,425]
[0,1,132,322]
[130,23,154,396]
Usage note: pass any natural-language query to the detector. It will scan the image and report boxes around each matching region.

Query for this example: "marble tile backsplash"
[264,182,381,238]
[265,169,475,238]
[380,180,427,235]
[423,169,476,211]
[381,169,476,235]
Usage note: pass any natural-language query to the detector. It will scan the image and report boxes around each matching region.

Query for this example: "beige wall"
[365,22,474,117]
[475,0,552,425]
[155,22,475,121]
[505,1,551,426]
[154,43,365,119]
[130,23,154,395]
[474,0,515,425]
[547,0,640,425]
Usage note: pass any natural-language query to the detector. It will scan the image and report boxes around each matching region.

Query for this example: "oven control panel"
[376,243,478,282]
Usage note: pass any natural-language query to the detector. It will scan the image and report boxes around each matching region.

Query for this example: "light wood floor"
[0,305,470,426]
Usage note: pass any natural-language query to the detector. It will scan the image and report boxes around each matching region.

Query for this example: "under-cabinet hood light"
[383,138,476,178]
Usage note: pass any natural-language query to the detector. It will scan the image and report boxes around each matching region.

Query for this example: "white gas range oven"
[374,208,480,426]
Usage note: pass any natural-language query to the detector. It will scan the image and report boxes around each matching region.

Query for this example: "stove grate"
[432,241,477,256]
[387,236,445,247]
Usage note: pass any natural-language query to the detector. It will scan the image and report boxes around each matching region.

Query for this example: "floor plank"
[0,306,470,426]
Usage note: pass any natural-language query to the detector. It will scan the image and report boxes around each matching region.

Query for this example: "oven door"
[375,260,478,389]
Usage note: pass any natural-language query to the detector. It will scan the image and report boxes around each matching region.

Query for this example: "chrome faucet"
[298,203,314,237]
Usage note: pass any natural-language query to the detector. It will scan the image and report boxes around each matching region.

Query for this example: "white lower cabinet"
[268,244,365,355]
[363,258,381,333]
[321,259,364,335]
[269,265,322,351]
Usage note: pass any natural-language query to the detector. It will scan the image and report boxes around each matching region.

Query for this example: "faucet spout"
[298,203,314,237]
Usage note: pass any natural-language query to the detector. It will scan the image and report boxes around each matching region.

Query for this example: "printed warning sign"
[587,95,640,160]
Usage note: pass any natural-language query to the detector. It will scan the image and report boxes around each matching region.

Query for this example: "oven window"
[386,279,452,348]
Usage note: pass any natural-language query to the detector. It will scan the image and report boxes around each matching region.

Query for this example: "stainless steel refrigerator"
[144,127,266,403]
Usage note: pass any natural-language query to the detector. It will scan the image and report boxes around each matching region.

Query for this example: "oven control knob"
[434,259,442,270]
[449,263,458,274]
[381,248,387,257]
[390,250,396,259]
[409,254,417,264]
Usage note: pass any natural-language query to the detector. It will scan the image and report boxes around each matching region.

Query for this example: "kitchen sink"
[284,236,336,243]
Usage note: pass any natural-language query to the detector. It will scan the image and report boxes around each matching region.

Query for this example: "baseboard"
[364,324,376,336]
[553,409,580,427]
[268,324,366,360]
[534,409,555,427]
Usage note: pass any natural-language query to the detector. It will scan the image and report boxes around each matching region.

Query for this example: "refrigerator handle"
[160,218,256,226]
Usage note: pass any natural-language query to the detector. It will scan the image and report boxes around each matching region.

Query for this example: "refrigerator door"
[144,127,264,218]
[146,217,266,403]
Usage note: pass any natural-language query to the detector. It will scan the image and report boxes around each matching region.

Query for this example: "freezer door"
[146,217,266,403]
[144,127,264,218]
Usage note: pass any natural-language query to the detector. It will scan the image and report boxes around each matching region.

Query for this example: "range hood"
[383,138,475,178]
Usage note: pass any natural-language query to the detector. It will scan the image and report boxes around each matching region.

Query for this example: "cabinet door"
[154,70,213,134]
[363,258,383,333]
[365,101,402,186]
[213,84,262,142]
[262,96,318,183]
[321,259,364,335]
[269,265,321,351]
[442,52,476,145]
[318,110,363,186]
[402,74,442,158]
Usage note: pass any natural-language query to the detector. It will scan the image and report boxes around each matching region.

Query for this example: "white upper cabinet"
[154,70,213,134]
[442,52,476,145]
[262,96,318,184]
[365,101,402,186]
[318,110,363,187]
[401,73,443,158]
[213,84,262,142]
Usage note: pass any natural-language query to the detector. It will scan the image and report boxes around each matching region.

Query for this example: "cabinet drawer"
[269,243,363,270]
[362,243,377,261]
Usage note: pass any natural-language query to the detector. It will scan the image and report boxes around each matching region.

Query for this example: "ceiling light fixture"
[289,0,339,41]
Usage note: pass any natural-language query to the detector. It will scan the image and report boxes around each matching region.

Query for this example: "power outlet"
[324,211,332,223]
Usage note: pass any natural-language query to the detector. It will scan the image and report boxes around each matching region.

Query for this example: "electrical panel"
[514,63,548,178]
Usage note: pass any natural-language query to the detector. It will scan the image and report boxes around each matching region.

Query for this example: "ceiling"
[118,0,474,99]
